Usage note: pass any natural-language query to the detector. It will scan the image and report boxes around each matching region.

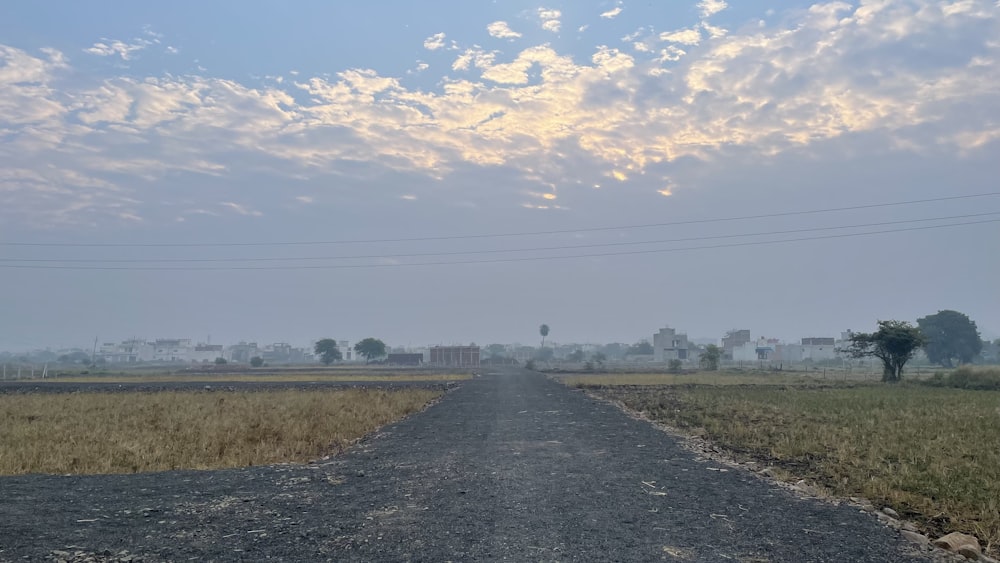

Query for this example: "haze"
[1,0,998,352]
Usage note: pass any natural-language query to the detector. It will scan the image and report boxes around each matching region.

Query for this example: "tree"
[214,357,227,365]
[539,324,550,348]
[917,310,982,367]
[627,341,654,356]
[590,352,606,368]
[668,359,683,373]
[354,338,387,363]
[567,349,585,362]
[700,345,722,371]
[250,356,264,367]
[843,320,925,383]
[485,344,508,358]
[535,347,554,361]
[314,339,343,365]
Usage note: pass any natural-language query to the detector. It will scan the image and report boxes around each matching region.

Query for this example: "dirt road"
[0,370,926,562]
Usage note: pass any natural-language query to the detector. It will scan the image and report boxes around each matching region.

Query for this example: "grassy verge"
[586,382,1000,555]
[559,371,821,387]
[0,388,441,475]
[40,372,470,383]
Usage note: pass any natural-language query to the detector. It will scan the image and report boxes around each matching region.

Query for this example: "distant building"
[190,344,224,363]
[151,339,192,362]
[722,330,752,355]
[430,346,480,367]
[229,342,259,363]
[653,327,691,361]
[337,340,354,362]
[99,339,153,363]
[732,338,776,362]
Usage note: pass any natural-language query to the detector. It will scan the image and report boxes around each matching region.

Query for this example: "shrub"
[924,366,1000,391]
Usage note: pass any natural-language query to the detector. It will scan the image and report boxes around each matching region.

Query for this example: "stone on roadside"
[900,530,929,547]
[932,532,980,556]
[881,507,899,518]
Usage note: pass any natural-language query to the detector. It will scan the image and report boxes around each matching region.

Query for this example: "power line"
[2,192,997,248]
[2,211,997,264]
[0,218,995,271]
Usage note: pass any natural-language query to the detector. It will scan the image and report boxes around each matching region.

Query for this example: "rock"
[882,507,899,518]
[900,530,929,547]
[933,532,981,556]
[876,511,901,528]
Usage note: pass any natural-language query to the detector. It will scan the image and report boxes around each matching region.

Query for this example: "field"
[563,372,1000,556]
[40,371,470,383]
[0,388,441,475]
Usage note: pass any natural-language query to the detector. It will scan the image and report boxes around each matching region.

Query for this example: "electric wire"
[2,191,997,248]
[1,211,997,264]
[0,217,995,271]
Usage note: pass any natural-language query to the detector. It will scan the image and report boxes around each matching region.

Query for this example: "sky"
[1,0,998,351]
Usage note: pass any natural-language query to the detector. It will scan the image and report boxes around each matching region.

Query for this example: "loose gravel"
[0,370,929,562]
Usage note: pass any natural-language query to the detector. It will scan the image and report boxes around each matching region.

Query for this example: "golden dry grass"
[592,384,1000,555]
[0,388,441,475]
[43,372,470,383]
[559,371,818,387]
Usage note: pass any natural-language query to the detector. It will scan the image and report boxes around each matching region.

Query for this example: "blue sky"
[1,0,998,350]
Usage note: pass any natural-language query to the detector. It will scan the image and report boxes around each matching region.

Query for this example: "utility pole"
[92,336,99,365]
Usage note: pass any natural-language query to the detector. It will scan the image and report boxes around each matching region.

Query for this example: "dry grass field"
[0,388,441,476]
[41,372,470,383]
[571,374,1000,555]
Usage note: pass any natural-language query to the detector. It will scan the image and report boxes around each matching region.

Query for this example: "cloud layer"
[1,0,999,225]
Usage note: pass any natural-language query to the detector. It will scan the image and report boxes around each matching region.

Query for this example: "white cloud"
[3,0,1000,225]
[601,7,623,19]
[660,28,703,45]
[698,0,728,18]
[220,202,263,217]
[487,21,522,39]
[538,8,562,33]
[423,32,446,51]
[84,38,152,60]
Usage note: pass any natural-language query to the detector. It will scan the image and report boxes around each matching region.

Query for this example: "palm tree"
[539,324,550,348]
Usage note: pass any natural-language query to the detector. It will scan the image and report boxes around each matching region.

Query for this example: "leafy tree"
[567,349,585,362]
[485,344,508,358]
[314,338,343,365]
[917,310,983,367]
[844,320,925,383]
[535,347,554,361]
[668,359,683,373]
[627,341,654,356]
[214,357,227,365]
[250,356,264,367]
[700,345,722,371]
[539,324,550,348]
[354,338,387,363]
[591,352,606,368]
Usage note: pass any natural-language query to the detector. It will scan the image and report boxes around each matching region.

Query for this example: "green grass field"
[571,374,1000,555]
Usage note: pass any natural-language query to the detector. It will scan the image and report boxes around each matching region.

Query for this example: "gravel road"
[0,369,928,562]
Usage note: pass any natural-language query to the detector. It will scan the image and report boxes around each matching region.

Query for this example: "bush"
[250,356,264,368]
[668,359,683,373]
[525,359,536,371]
[924,366,1000,391]
[214,357,227,365]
